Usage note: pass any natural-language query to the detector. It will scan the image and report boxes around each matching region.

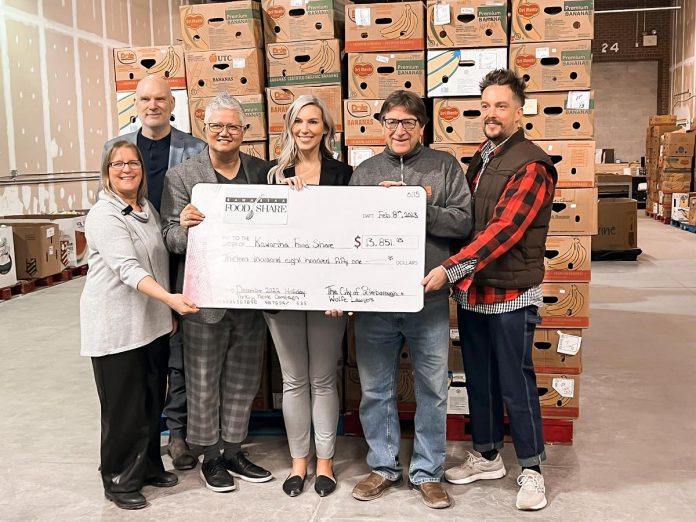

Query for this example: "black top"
[270,155,352,186]
[215,162,248,184]
[136,130,171,212]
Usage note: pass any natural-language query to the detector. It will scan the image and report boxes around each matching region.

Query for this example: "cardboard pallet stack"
[655,130,695,222]
[644,115,679,215]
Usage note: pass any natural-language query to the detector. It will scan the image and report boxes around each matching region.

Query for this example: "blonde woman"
[266,96,351,497]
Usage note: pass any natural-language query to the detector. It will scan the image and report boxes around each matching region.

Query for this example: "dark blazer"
[102,127,206,167]
[270,155,352,186]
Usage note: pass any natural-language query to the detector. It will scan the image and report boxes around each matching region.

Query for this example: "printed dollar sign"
[354,235,362,248]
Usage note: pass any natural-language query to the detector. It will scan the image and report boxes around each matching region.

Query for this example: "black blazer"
[270,155,352,186]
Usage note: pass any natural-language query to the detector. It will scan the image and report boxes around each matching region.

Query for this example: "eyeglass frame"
[108,160,142,170]
[205,122,248,135]
[381,118,420,131]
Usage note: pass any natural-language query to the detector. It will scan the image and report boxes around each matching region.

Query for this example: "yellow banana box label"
[266,84,343,133]
[347,145,386,167]
[534,140,595,188]
[266,39,342,87]
[521,91,595,140]
[510,40,592,92]
[427,48,507,97]
[113,45,185,92]
[532,329,583,374]
[535,373,580,418]
[348,52,425,99]
[345,2,425,53]
[543,236,591,281]
[262,0,344,44]
[426,0,508,49]
[549,187,598,236]
[429,144,479,174]
[240,142,269,160]
[189,94,267,142]
[269,133,342,160]
[185,48,265,98]
[432,98,485,144]
[344,100,385,146]
[511,0,594,43]
[540,282,589,330]
[179,1,263,52]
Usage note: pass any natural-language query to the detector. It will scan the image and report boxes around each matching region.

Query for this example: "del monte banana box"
[511,0,594,43]
[348,52,425,99]
[429,143,479,173]
[262,0,345,43]
[532,329,582,374]
[540,282,590,328]
[266,39,342,87]
[344,99,385,146]
[427,47,507,97]
[179,1,263,51]
[426,0,508,49]
[266,84,343,133]
[345,2,425,53]
[534,140,594,188]
[113,46,185,92]
[535,373,580,419]
[510,40,592,92]
[521,91,595,140]
[544,236,591,281]
[185,48,264,98]
[433,98,485,143]
[189,94,267,142]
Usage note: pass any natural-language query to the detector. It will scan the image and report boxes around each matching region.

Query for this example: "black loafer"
[315,474,337,497]
[224,452,273,483]
[144,471,179,488]
[282,474,306,497]
[104,490,147,510]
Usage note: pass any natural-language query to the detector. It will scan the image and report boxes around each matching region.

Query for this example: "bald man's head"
[134,75,175,139]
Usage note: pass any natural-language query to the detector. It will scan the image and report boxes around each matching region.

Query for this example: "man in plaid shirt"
[422,69,558,511]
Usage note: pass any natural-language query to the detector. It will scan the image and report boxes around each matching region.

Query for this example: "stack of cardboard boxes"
[644,115,679,216]
[655,130,695,222]
[344,2,425,167]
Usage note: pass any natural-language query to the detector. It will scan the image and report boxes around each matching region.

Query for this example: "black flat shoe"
[315,474,337,497]
[144,471,179,488]
[283,474,306,497]
[104,490,147,510]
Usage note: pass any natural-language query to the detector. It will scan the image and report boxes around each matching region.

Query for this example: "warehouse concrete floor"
[1,213,695,521]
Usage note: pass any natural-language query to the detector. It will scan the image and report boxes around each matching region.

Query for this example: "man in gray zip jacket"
[348,91,472,509]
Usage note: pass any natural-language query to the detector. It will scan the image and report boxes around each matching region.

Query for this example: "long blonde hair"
[267,95,336,184]
[101,141,148,204]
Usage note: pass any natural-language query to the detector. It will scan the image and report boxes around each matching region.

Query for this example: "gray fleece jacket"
[350,143,472,302]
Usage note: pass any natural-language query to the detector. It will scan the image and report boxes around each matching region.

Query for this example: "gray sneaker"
[444,451,506,485]
[516,469,547,511]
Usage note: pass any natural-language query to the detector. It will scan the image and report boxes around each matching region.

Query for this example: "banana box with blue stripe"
[510,40,592,92]
[348,52,425,99]
[427,47,507,97]
[266,39,342,87]
[426,0,508,49]
[511,0,594,43]
[345,2,425,53]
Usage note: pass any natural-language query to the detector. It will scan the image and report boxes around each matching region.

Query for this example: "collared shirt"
[137,131,171,212]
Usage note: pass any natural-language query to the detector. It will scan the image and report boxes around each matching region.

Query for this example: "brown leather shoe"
[168,435,197,471]
[414,481,451,509]
[352,472,402,501]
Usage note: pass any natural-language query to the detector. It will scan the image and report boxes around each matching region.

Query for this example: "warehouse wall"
[672,0,696,125]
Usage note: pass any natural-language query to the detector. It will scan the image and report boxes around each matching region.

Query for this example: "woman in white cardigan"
[80,141,198,510]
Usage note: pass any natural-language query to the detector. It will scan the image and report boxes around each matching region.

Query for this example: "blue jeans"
[354,299,449,484]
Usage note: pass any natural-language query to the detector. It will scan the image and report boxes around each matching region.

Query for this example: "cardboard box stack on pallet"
[344,1,425,167]
[644,115,679,216]
[655,130,695,222]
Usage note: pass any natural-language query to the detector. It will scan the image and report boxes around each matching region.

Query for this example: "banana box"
[266,39,342,87]
[544,236,591,281]
[550,187,598,235]
[658,156,692,171]
[185,48,264,98]
[345,1,425,53]
[269,133,342,160]
[511,0,594,43]
[0,225,17,289]
[535,373,580,419]
[658,172,691,193]
[266,85,343,134]
[689,193,696,226]
[427,48,507,97]
[426,0,508,49]
[113,45,186,92]
[534,140,594,188]
[262,0,344,43]
[240,141,268,160]
[540,282,590,329]
[671,193,690,223]
[510,40,592,92]
[116,90,191,135]
[179,1,263,52]
[188,94,267,142]
[429,143,479,173]
[660,131,696,157]
[432,98,485,143]
[650,114,677,126]
[348,52,425,99]
[521,91,595,140]
[532,329,582,374]
[348,145,385,167]
[345,366,416,411]
[344,100,384,146]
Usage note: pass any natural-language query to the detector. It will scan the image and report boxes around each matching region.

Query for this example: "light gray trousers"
[264,311,347,459]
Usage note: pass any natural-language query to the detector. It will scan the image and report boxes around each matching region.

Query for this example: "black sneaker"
[224,452,273,483]
[200,456,236,493]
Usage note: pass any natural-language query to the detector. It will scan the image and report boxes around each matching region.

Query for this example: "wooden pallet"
[0,265,88,300]
[591,248,643,262]
[645,210,655,218]
[671,219,683,228]
[655,214,671,224]
[0,279,35,300]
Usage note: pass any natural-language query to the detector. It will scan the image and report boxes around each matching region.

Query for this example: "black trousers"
[163,330,187,438]
[92,335,169,493]
[457,305,546,467]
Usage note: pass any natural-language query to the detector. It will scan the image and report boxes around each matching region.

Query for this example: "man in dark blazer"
[102,75,205,472]
[160,93,274,493]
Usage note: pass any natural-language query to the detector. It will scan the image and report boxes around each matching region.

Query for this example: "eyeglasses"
[382,118,418,131]
[109,160,142,170]
[206,123,246,135]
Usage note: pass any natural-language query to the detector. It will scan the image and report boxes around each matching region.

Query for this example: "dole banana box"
[432,98,485,144]
[240,141,268,160]
[549,187,598,235]
[543,235,591,281]
[113,45,185,92]
[266,84,343,133]
[266,39,342,87]
[348,52,425,99]
[345,2,425,53]
[189,94,267,142]
[344,99,385,146]
[348,145,386,167]
[262,0,344,43]
[185,48,264,98]
[179,1,263,51]
[426,0,508,49]
[535,373,580,419]
[511,0,594,43]
[269,133,342,160]
[532,329,582,374]
[534,140,594,187]
[510,40,592,92]
[427,47,507,97]
[540,282,590,329]
[429,143,479,173]
[521,91,595,140]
